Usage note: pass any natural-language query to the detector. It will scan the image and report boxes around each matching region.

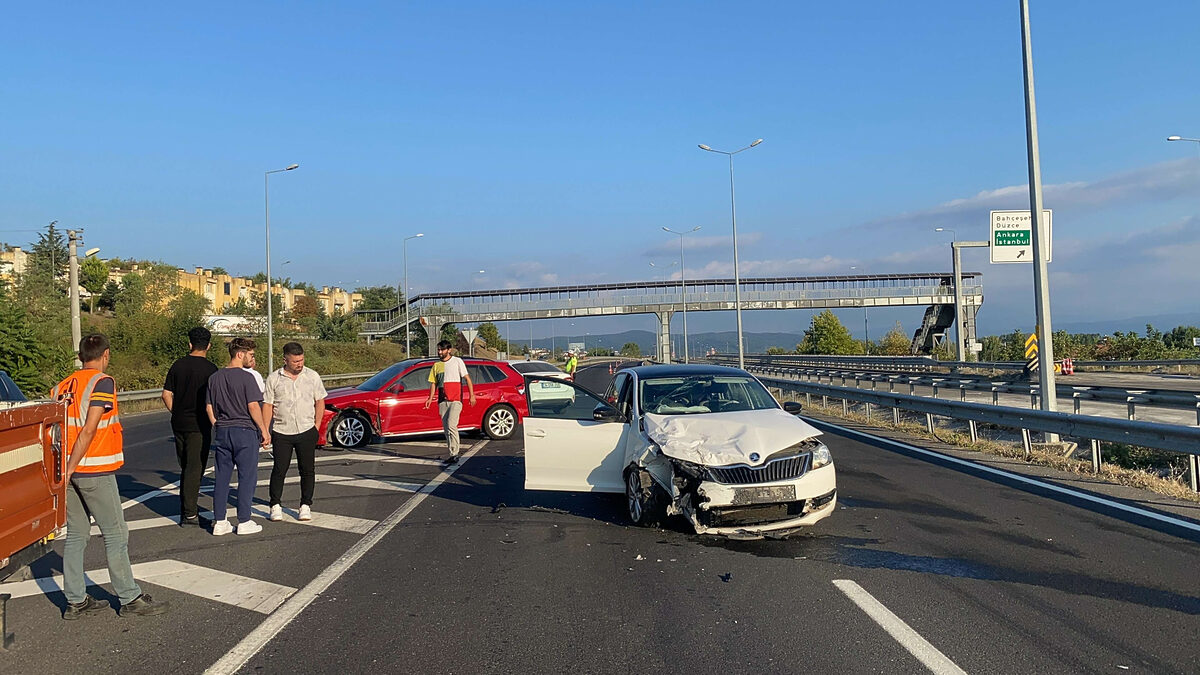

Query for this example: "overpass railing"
[759,375,1200,492]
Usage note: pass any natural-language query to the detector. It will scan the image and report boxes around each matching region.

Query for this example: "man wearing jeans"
[53,334,168,619]
[264,342,326,522]
[423,340,475,464]
[206,337,271,536]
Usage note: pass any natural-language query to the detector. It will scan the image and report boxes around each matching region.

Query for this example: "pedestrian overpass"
[355,272,984,360]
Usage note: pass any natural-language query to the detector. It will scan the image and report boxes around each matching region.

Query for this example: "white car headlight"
[811,442,832,469]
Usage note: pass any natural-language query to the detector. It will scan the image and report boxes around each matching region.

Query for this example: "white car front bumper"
[686,464,837,537]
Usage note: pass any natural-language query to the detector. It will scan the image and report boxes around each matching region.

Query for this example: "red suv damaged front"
[318,358,528,448]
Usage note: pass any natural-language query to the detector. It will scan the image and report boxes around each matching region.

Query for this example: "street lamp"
[849,265,870,352]
[67,231,98,367]
[265,163,299,372]
[402,233,424,357]
[934,227,956,241]
[663,226,701,363]
[699,138,762,369]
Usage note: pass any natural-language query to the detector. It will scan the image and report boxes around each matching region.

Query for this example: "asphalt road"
[3,361,1199,673]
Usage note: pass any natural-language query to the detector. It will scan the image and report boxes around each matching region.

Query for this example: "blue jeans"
[64,474,142,605]
[211,426,260,523]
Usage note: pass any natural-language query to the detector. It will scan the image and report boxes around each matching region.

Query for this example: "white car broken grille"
[706,452,812,485]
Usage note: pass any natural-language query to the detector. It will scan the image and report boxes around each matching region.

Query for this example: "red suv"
[319,358,528,448]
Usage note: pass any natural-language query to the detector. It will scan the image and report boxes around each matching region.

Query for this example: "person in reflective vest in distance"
[564,351,578,381]
[52,333,169,619]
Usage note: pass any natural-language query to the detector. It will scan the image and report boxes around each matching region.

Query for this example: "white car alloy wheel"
[334,414,368,448]
[626,470,644,524]
[484,405,516,440]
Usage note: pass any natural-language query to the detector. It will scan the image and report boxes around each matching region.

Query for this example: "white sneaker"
[236,520,263,535]
[270,504,284,521]
[212,519,233,536]
[298,505,312,521]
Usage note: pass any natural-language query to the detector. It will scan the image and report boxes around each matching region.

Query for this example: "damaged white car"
[523,364,836,538]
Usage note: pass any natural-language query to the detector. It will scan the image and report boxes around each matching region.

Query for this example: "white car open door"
[523,377,626,492]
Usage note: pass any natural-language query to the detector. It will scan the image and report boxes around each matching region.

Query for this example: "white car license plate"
[731,485,796,506]
[540,381,561,389]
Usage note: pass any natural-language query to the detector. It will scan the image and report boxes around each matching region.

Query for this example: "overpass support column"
[423,320,442,357]
[656,311,674,364]
[962,303,980,360]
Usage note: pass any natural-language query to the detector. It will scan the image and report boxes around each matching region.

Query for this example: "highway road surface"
[3,362,1199,674]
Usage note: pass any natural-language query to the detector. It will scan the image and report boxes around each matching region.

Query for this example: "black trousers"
[173,428,211,520]
[269,427,318,507]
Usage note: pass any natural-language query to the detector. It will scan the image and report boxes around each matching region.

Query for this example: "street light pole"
[848,265,870,352]
[264,163,299,372]
[663,226,700,363]
[1019,0,1058,441]
[402,233,424,357]
[68,229,82,367]
[699,139,762,369]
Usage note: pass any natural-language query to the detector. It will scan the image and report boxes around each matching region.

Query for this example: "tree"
[97,280,121,312]
[477,322,507,351]
[440,322,459,346]
[797,310,858,355]
[210,266,228,276]
[620,342,641,357]
[877,322,911,356]
[316,311,361,342]
[766,346,788,355]
[356,285,400,311]
[1165,325,1200,350]
[0,299,51,393]
[27,222,69,283]
[80,256,109,313]
[290,294,320,321]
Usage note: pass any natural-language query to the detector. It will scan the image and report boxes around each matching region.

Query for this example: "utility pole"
[68,229,82,368]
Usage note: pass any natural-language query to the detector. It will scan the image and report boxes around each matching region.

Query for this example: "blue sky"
[3,2,1199,342]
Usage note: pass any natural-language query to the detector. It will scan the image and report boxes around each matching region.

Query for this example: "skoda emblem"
[749,453,760,463]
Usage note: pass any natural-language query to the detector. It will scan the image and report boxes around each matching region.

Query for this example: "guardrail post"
[968,419,978,444]
[1030,391,1038,409]
[1127,398,1136,421]
[959,387,967,402]
[1191,455,1200,493]
[892,406,899,426]
[926,413,934,434]
[932,382,939,399]
[822,395,828,409]
[805,392,812,407]
[1073,394,1081,415]
[1090,440,1101,473]
[842,398,848,415]
[1196,403,1200,426]
[865,402,872,422]
[909,382,916,395]
[1021,429,1032,459]
[992,388,999,405]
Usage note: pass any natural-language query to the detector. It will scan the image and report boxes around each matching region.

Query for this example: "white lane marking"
[105,507,378,536]
[833,579,967,675]
[205,440,489,675]
[815,419,1200,535]
[120,451,440,511]
[0,559,297,614]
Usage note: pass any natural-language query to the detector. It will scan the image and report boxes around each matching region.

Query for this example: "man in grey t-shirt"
[206,337,271,536]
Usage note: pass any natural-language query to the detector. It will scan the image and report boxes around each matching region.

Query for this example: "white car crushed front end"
[636,409,837,538]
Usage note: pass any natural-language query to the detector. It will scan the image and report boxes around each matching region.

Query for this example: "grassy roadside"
[778,391,1200,505]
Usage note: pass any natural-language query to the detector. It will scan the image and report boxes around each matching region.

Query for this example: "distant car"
[506,360,574,411]
[0,371,27,402]
[522,364,836,538]
[319,358,529,448]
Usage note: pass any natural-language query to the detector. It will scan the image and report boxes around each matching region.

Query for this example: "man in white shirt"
[423,340,475,464]
[262,342,327,521]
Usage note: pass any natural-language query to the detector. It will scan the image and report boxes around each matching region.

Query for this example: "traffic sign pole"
[1020,0,1059,441]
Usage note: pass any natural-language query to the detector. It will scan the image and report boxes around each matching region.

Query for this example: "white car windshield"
[639,375,779,415]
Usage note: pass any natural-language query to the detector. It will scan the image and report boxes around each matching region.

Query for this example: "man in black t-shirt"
[162,326,219,527]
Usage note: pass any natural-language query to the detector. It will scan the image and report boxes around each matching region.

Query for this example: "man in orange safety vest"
[52,334,169,620]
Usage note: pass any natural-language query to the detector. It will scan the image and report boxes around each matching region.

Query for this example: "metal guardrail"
[758,375,1200,492]
[707,355,1200,423]
[116,372,376,404]
[711,353,1200,374]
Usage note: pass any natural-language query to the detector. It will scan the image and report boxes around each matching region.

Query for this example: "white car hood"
[643,409,822,467]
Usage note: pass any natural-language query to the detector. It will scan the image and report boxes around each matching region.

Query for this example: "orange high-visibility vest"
[51,369,124,474]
